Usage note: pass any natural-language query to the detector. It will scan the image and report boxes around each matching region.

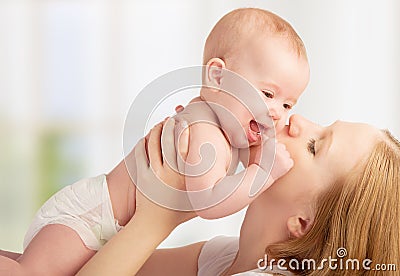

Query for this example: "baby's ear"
[286,214,312,238]
[205,58,225,88]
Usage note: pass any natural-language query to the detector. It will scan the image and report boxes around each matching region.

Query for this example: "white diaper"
[23,174,123,251]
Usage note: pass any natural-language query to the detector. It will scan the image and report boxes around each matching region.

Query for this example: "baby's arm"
[184,122,231,213]
[185,123,292,219]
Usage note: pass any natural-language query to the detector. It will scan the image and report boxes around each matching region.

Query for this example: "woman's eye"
[262,90,274,99]
[307,138,316,156]
[283,103,292,110]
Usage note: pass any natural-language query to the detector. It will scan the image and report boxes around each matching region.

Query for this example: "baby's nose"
[268,107,281,120]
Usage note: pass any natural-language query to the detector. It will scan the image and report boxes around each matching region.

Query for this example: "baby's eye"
[262,90,274,99]
[307,138,316,156]
[283,103,292,110]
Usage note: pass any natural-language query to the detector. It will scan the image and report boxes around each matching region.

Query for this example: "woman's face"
[241,115,380,246]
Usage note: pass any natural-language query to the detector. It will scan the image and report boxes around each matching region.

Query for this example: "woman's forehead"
[323,121,379,177]
[329,121,379,142]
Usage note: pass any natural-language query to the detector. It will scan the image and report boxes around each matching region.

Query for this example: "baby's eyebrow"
[258,81,280,92]
[287,98,298,105]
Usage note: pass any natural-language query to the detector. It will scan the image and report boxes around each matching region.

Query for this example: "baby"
[170,8,310,218]
[2,8,310,275]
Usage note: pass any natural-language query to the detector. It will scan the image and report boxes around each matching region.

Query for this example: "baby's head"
[201,8,310,147]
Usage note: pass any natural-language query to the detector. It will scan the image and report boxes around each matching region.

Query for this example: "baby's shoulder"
[174,98,219,126]
[175,98,233,155]
[189,120,227,145]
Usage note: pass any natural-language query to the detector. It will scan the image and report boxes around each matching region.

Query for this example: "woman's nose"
[288,114,314,137]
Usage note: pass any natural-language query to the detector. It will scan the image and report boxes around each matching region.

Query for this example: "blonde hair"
[203,8,308,65]
[267,130,400,275]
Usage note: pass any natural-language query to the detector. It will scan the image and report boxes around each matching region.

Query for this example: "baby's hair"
[203,8,308,65]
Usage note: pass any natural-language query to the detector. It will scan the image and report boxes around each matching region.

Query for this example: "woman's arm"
[0,250,21,260]
[137,241,205,276]
[78,119,197,275]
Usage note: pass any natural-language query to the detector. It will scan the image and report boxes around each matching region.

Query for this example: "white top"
[197,236,288,276]
[198,236,240,276]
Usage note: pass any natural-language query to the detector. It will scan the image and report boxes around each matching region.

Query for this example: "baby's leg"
[0,224,95,276]
[108,157,137,226]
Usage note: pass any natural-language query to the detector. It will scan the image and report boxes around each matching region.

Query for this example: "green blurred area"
[0,124,85,252]
[36,130,84,209]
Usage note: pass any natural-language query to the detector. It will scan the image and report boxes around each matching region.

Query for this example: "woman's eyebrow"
[320,129,333,156]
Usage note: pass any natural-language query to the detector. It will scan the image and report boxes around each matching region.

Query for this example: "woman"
[78,114,399,275]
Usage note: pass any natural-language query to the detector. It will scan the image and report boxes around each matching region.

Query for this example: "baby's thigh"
[19,224,95,275]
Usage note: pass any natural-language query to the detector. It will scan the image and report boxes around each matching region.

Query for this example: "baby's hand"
[270,142,293,181]
[246,138,293,197]
[254,138,293,181]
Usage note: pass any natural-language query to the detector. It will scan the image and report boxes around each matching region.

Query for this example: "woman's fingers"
[143,131,151,160]
[177,121,190,161]
[161,118,178,171]
[175,105,184,113]
[133,138,148,171]
[147,122,164,171]
[174,120,190,173]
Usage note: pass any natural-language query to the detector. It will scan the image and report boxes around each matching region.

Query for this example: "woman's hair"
[266,130,400,275]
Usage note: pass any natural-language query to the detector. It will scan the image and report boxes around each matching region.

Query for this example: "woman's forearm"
[78,119,192,275]
[77,215,172,276]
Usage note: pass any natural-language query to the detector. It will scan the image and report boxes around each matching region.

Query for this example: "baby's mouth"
[250,120,262,134]
[247,120,266,143]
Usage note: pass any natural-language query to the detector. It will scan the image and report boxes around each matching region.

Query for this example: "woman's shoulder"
[232,268,293,276]
[232,272,273,276]
[197,236,292,276]
[198,236,239,276]
[200,235,239,256]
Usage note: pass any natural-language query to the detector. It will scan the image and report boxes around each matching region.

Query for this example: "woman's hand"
[131,118,195,233]
[175,105,184,113]
[77,118,195,276]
